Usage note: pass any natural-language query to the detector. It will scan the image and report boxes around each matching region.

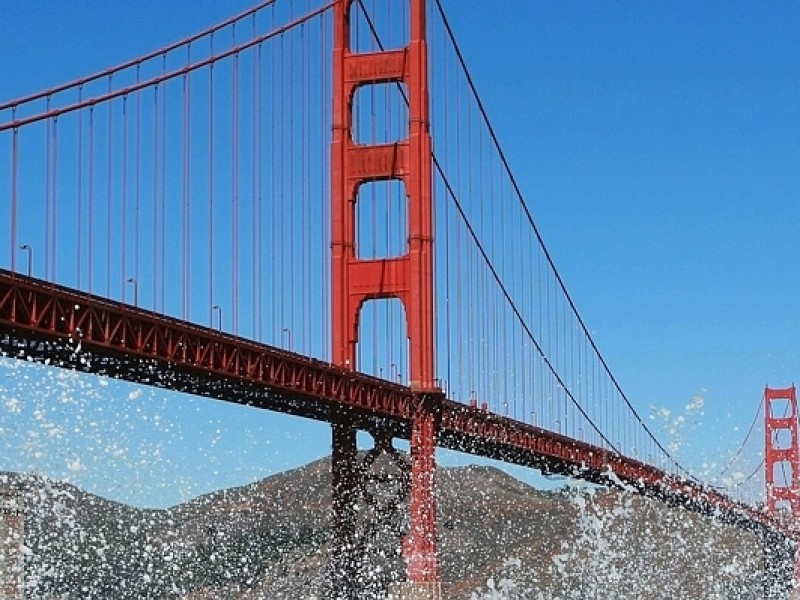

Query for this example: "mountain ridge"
[2,458,765,599]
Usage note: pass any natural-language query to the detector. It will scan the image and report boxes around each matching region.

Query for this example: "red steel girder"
[0,269,413,422]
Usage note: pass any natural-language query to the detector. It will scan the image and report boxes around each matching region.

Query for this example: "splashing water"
[468,484,763,599]
[0,357,772,599]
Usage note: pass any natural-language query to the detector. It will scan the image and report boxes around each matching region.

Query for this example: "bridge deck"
[0,269,784,537]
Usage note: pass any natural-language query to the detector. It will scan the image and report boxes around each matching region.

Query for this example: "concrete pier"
[387,582,445,600]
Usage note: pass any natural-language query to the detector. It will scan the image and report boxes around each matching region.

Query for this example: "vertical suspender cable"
[547,266,553,427]
[368,22,378,374]
[302,13,311,354]
[135,66,142,305]
[182,49,191,320]
[253,27,262,341]
[209,43,215,327]
[454,70,463,400]
[10,119,18,275]
[321,11,331,359]
[537,237,543,424]
[456,74,468,399]
[51,116,58,281]
[161,56,167,313]
[76,87,83,287]
[565,300,571,435]
[45,98,51,280]
[106,76,113,298]
[247,25,255,341]
[88,106,94,291]
[290,24,299,350]
[442,34,452,395]
[465,92,474,400]
[270,5,277,343]
[122,95,128,298]
[278,33,285,343]
[152,85,159,309]
[181,71,188,318]
[257,39,265,342]
[232,42,241,335]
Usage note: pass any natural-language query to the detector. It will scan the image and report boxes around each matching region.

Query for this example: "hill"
[2,459,765,599]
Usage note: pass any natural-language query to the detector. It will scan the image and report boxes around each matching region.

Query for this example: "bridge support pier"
[386,582,444,600]
[404,393,441,583]
[761,527,795,600]
[329,420,359,600]
[328,395,445,599]
[387,392,446,598]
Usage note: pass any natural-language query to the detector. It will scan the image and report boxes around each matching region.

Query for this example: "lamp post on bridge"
[211,305,222,331]
[126,277,138,308]
[282,327,292,351]
[18,244,31,277]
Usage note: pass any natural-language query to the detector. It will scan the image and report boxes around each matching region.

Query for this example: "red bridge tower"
[763,385,800,593]
[330,0,442,598]
[765,385,800,518]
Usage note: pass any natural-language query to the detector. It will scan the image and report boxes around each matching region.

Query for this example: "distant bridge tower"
[763,385,800,596]
[0,486,24,599]
[764,385,800,518]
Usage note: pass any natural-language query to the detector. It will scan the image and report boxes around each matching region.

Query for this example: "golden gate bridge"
[0,1,797,598]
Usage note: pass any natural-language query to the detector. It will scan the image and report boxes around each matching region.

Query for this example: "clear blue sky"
[0,1,798,508]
